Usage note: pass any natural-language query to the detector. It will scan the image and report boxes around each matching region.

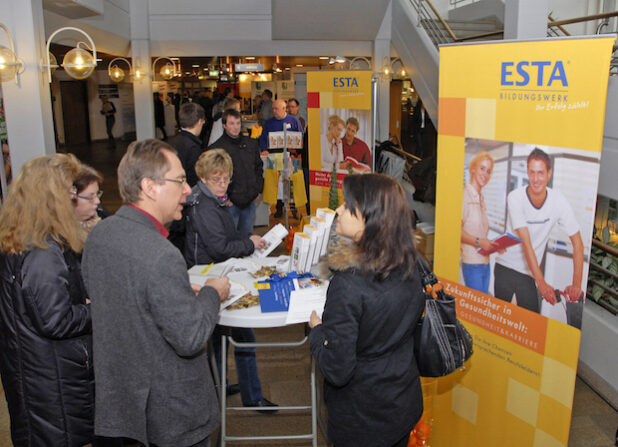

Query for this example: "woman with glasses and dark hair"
[308,173,426,447]
[0,154,95,446]
[74,164,110,231]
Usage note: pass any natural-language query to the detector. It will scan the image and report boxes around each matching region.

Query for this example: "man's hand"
[565,285,583,302]
[309,310,322,328]
[537,279,557,304]
[205,277,231,302]
[250,235,266,251]
[253,193,262,204]
[190,283,202,295]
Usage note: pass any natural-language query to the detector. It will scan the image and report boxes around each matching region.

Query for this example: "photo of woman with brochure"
[308,173,425,447]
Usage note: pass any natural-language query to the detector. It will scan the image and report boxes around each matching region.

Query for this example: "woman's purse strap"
[416,256,438,288]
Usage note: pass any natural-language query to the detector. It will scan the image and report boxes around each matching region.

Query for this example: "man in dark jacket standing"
[82,139,230,447]
[208,109,263,235]
[168,102,205,188]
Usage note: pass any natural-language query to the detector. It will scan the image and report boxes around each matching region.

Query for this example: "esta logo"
[500,61,568,87]
[333,77,359,88]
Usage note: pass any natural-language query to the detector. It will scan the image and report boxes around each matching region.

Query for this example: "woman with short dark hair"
[309,173,425,447]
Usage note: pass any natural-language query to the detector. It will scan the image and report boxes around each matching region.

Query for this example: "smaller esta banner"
[306,70,373,212]
[432,36,615,447]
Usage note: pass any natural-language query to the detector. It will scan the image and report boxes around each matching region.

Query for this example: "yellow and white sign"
[432,37,614,447]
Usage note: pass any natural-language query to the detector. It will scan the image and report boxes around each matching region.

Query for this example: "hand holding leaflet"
[477,233,522,255]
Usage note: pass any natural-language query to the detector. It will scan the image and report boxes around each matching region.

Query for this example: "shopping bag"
[290,170,307,209]
[263,169,280,205]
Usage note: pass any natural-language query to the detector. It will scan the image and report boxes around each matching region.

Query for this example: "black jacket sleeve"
[195,203,254,261]
[21,245,91,339]
[309,273,362,387]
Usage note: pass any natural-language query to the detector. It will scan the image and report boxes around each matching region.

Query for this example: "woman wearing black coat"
[0,154,94,446]
[309,173,425,447]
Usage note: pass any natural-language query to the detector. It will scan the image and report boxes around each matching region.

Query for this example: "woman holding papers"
[183,149,277,411]
[460,150,500,294]
[308,174,425,447]
[0,154,95,446]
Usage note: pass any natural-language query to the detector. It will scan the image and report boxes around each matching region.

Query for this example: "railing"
[588,239,618,315]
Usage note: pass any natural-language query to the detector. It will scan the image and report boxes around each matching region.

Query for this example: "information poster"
[432,37,614,447]
[307,71,373,212]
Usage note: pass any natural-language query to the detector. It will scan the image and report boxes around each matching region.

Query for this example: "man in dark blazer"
[82,139,230,447]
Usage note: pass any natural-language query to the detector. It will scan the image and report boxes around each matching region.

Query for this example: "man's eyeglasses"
[207,176,231,185]
[155,177,188,186]
[76,190,103,202]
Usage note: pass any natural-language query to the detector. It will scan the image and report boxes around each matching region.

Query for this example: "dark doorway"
[60,80,90,145]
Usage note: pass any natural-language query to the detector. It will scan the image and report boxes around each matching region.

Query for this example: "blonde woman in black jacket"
[309,173,425,447]
[0,154,94,446]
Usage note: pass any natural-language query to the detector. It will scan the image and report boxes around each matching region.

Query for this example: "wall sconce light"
[152,57,177,81]
[350,56,372,70]
[108,57,133,83]
[380,57,407,80]
[42,27,97,83]
[0,23,25,83]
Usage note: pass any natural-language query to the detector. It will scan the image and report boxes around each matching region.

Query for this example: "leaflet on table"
[220,280,251,311]
[257,271,313,313]
[477,232,522,255]
[188,258,260,281]
[316,208,336,256]
[288,232,311,272]
[309,216,326,264]
[285,278,329,325]
[301,225,318,271]
[251,223,289,258]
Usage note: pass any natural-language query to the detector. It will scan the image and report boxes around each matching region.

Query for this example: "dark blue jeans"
[229,202,257,236]
[212,325,264,405]
[461,263,490,294]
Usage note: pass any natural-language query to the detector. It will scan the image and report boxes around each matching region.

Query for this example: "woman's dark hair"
[74,164,103,194]
[343,173,417,279]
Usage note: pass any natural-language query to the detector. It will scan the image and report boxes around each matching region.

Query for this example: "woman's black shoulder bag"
[413,257,473,377]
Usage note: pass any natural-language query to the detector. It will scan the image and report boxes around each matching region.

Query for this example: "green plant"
[328,162,339,210]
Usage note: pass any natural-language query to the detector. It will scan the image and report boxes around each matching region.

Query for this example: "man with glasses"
[208,109,263,235]
[82,139,230,447]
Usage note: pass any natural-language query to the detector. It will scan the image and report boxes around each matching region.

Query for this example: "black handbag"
[413,257,473,377]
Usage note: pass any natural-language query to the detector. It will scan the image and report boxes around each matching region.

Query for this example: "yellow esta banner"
[307,71,373,212]
[432,36,615,447]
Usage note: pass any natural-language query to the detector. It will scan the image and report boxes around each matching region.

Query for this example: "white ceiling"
[271,0,391,41]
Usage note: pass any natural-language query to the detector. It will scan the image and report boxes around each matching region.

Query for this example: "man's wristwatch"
[475,237,480,248]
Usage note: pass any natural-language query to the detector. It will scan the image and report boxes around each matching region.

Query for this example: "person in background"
[341,117,371,169]
[259,98,303,218]
[100,95,116,146]
[257,89,273,126]
[208,97,241,147]
[183,150,276,412]
[74,164,109,232]
[82,139,229,447]
[460,151,500,294]
[309,173,425,447]
[0,153,95,446]
[153,92,167,140]
[287,98,306,131]
[208,109,263,235]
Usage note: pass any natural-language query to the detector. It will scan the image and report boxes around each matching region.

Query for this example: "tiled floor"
[0,138,615,446]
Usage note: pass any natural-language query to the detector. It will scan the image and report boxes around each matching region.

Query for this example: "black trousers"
[494,263,540,313]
